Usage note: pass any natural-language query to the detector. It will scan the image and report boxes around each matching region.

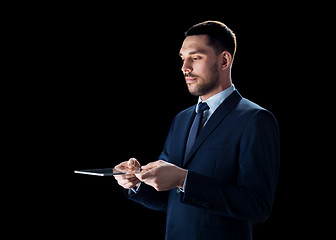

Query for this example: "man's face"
[179,35,221,98]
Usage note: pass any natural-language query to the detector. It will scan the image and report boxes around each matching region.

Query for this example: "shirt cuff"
[130,182,141,194]
[179,170,188,193]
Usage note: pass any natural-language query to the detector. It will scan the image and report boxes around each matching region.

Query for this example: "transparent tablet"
[74,167,142,176]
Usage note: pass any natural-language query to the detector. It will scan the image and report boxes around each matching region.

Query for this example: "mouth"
[185,77,197,84]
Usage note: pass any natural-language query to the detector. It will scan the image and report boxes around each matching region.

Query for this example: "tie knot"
[197,102,209,113]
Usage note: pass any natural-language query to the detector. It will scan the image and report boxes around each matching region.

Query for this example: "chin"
[187,86,202,97]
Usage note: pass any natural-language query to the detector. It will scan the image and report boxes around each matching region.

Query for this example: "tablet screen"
[74,167,142,176]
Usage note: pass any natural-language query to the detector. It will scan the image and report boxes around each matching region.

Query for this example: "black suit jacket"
[128,90,280,240]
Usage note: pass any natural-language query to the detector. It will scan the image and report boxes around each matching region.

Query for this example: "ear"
[220,51,232,71]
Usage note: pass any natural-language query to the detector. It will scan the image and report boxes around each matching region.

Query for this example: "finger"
[115,174,136,181]
[124,179,140,189]
[124,174,138,179]
[120,176,138,184]
[128,158,141,169]
[141,161,160,170]
[116,177,140,189]
[128,158,136,168]
[135,169,155,181]
[114,161,128,171]
[124,178,141,189]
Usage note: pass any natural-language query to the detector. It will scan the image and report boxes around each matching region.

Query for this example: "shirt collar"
[196,84,235,113]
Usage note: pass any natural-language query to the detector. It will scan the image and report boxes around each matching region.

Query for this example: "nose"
[181,58,193,74]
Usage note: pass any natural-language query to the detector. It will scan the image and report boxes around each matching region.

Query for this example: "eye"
[192,56,202,61]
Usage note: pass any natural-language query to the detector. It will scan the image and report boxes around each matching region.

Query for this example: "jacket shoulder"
[175,105,196,119]
[238,97,264,111]
[237,98,278,127]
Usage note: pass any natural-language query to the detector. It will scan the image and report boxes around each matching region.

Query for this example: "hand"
[135,160,187,191]
[113,158,141,189]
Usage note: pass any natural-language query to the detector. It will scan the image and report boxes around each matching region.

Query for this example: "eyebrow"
[179,50,207,57]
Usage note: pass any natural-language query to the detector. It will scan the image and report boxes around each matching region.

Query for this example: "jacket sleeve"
[125,118,177,211]
[125,183,168,211]
[180,110,280,222]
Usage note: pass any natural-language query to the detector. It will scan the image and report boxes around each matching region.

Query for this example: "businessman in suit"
[114,21,280,240]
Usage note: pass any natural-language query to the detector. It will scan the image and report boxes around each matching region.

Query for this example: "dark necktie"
[184,102,209,161]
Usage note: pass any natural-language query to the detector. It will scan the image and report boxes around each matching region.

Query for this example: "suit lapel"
[183,90,242,167]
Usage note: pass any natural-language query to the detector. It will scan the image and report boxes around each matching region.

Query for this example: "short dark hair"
[185,21,236,58]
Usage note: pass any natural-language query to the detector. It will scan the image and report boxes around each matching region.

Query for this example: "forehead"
[179,35,214,56]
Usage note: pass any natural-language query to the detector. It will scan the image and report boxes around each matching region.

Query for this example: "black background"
[15,3,329,240]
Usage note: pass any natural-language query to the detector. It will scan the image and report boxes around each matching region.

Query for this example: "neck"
[200,78,232,101]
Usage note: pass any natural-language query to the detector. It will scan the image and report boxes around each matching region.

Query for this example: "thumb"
[141,160,161,170]
[128,158,141,169]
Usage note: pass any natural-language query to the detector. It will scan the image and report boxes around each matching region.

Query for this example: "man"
[114,21,280,240]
